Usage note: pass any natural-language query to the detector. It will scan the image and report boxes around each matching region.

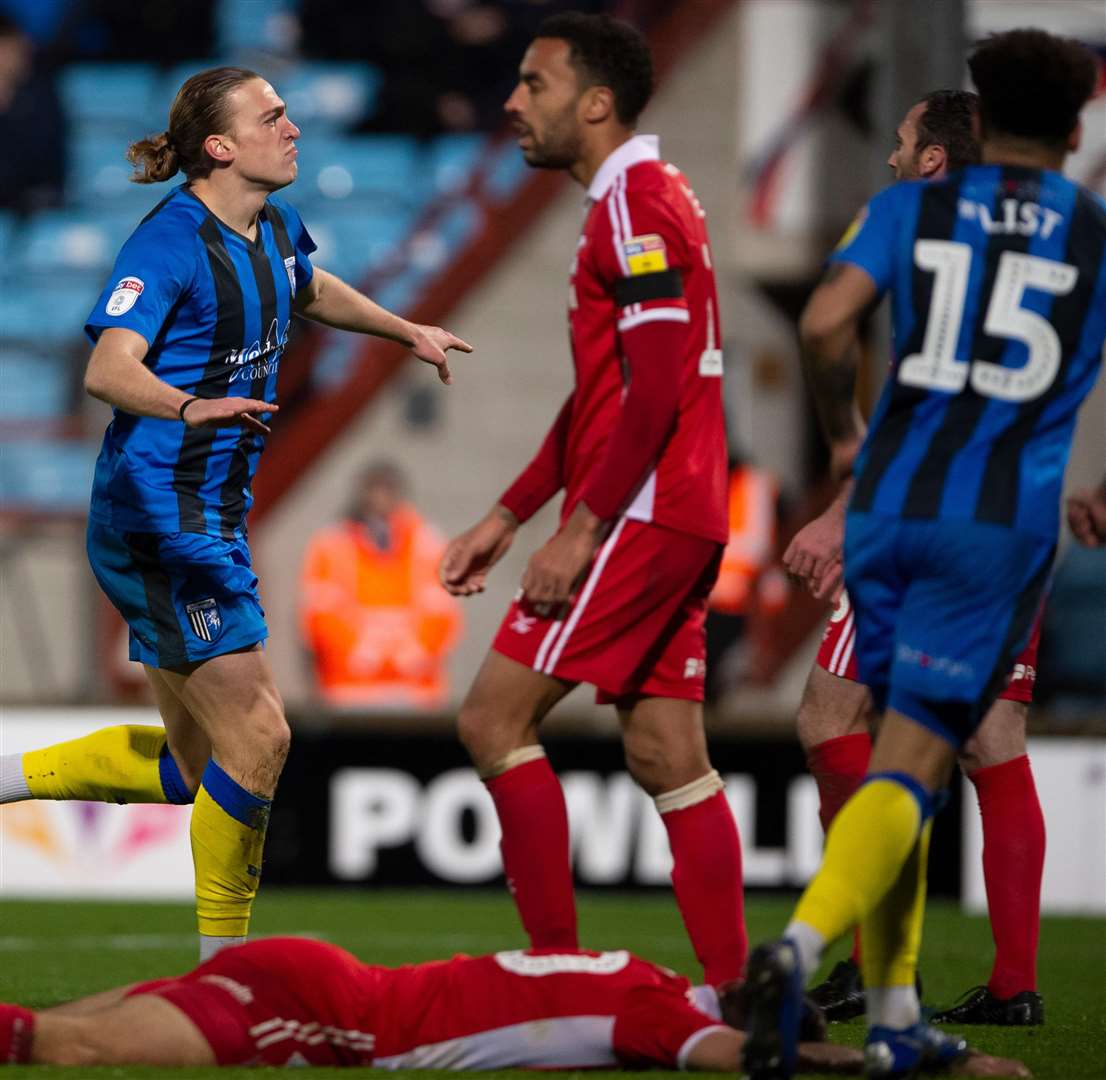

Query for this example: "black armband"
[614,268,683,307]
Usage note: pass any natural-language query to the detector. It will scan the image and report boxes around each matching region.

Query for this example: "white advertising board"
[962,738,1106,915]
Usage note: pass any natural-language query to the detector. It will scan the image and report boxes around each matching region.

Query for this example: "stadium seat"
[295,136,424,208]
[280,63,382,130]
[19,209,140,276]
[482,140,531,203]
[425,135,488,196]
[217,0,297,56]
[304,205,418,283]
[0,348,75,419]
[0,440,96,510]
[69,131,148,204]
[59,64,160,132]
[0,210,16,258]
[0,279,103,345]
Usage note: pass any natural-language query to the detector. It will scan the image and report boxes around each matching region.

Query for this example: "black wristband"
[178,397,199,420]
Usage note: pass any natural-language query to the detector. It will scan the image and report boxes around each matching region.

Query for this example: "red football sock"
[661,789,747,985]
[806,732,872,966]
[484,757,577,949]
[968,755,1045,998]
[0,1005,35,1064]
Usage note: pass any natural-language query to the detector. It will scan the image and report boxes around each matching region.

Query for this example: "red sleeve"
[581,184,693,522]
[579,319,686,521]
[612,984,726,1070]
[498,393,574,524]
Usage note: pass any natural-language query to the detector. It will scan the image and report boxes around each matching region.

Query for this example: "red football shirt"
[366,948,726,1069]
[502,135,728,544]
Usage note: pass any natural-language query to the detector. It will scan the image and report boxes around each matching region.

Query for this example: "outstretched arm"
[84,327,275,433]
[294,267,472,384]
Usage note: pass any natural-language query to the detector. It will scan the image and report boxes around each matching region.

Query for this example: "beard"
[520,109,582,171]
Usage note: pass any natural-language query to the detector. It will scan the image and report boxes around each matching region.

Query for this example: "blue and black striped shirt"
[86,184,316,538]
[831,165,1106,539]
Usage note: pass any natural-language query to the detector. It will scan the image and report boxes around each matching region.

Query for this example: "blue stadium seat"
[0,348,74,419]
[19,209,138,276]
[0,441,95,511]
[296,136,424,208]
[425,135,488,196]
[68,132,161,206]
[0,280,102,345]
[281,63,382,130]
[60,64,160,131]
[483,140,531,203]
[304,205,418,283]
[217,0,297,55]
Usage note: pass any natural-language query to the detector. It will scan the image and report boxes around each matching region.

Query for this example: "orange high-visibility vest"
[300,507,463,708]
[709,465,780,616]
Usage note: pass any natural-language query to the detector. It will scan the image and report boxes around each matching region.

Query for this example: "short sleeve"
[85,224,195,346]
[612,984,726,1070]
[268,196,316,291]
[827,183,910,293]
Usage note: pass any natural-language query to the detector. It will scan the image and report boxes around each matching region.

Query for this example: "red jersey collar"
[586,134,660,201]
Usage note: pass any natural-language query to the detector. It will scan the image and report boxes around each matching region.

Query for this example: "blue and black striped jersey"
[85,184,316,538]
[831,165,1106,539]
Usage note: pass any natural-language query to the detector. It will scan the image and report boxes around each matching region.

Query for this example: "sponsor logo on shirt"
[623,234,668,275]
[105,277,145,316]
[225,318,290,383]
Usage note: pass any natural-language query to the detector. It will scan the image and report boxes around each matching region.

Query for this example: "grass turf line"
[0,890,1102,1078]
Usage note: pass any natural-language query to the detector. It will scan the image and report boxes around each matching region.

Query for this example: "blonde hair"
[127,66,261,184]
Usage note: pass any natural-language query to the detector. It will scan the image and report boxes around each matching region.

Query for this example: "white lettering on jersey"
[105,277,144,316]
[957,198,1063,239]
[494,950,631,976]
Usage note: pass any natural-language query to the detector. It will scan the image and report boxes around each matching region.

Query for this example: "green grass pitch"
[1,890,1103,1078]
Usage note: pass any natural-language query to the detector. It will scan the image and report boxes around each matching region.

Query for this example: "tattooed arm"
[798,262,880,480]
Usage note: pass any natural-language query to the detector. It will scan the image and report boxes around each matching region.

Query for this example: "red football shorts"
[493,518,723,705]
[816,589,1041,704]
[127,937,378,1067]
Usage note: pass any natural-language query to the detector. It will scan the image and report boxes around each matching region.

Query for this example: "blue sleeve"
[269,196,316,291]
[827,184,911,294]
[85,223,196,346]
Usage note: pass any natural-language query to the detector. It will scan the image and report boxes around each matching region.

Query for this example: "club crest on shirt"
[185,598,222,643]
[283,255,297,295]
[105,277,144,316]
[623,234,668,275]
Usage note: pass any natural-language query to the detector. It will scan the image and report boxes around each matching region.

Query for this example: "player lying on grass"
[0,938,1027,1074]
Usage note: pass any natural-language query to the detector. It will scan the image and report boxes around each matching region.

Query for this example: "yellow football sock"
[861,820,933,990]
[191,761,270,938]
[793,776,925,944]
[22,725,181,804]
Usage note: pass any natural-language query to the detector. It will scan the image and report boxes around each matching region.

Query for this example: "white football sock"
[783,920,825,983]
[0,755,31,803]
[199,934,246,962]
[867,985,921,1029]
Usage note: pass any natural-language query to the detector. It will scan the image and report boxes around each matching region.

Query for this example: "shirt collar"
[586,134,660,201]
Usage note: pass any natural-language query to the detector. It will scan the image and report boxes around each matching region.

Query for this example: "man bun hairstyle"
[536,12,654,125]
[915,89,981,171]
[968,28,1100,146]
[128,66,261,184]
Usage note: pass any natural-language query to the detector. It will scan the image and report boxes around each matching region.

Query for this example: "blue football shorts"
[87,522,268,669]
[843,511,1054,747]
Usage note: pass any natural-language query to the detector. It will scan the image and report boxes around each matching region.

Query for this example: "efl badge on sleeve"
[105,278,144,316]
[185,598,222,643]
[623,234,668,275]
